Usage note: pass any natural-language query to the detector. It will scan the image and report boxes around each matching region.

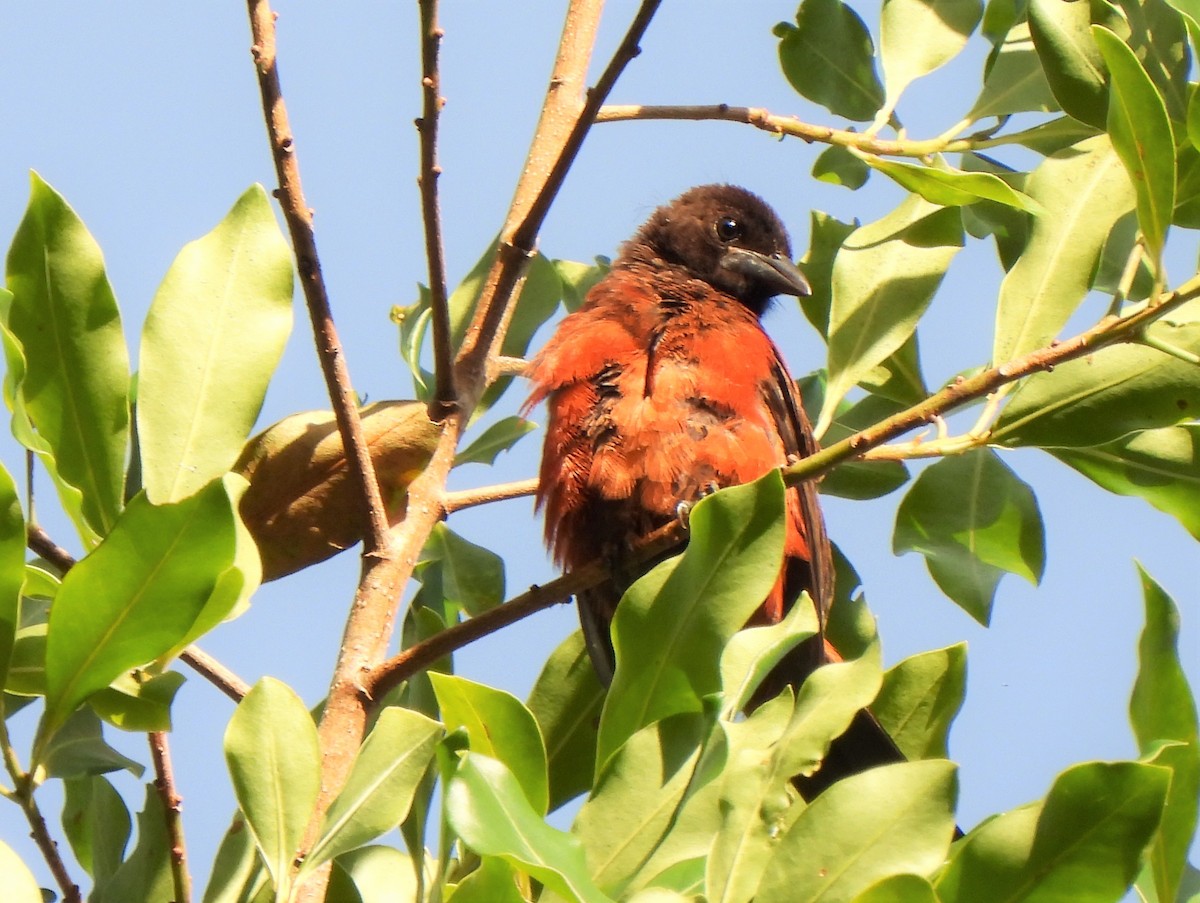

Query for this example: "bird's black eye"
[715,216,742,242]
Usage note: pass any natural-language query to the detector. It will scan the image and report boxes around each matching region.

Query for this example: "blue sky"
[0,1,1196,892]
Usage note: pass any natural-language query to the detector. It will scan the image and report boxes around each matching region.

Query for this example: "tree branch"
[1,736,80,903]
[416,0,456,418]
[245,0,393,553]
[441,477,539,515]
[148,730,191,903]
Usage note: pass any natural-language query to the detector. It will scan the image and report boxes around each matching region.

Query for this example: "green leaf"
[0,463,24,686]
[37,476,244,750]
[224,677,320,895]
[1092,26,1176,264]
[527,630,604,812]
[0,838,48,903]
[330,846,422,903]
[304,706,441,873]
[874,643,967,759]
[90,669,186,732]
[554,256,610,313]
[719,589,819,717]
[849,874,939,903]
[937,761,1171,902]
[202,813,270,903]
[42,704,144,780]
[813,145,871,191]
[798,211,858,339]
[1092,211,1157,301]
[419,523,505,617]
[993,322,1200,447]
[431,672,548,815]
[859,332,930,406]
[137,185,294,504]
[775,0,886,121]
[960,154,1030,271]
[819,197,963,432]
[455,415,536,467]
[1129,568,1199,903]
[97,786,174,903]
[893,449,1044,624]
[863,156,1043,213]
[449,856,526,903]
[969,23,1060,120]
[574,712,709,897]
[391,295,434,402]
[1008,116,1103,156]
[1189,82,1200,150]
[1051,424,1200,539]
[3,172,130,540]
[756,760,959,903]
[62,775,132,889]
[1028,0,1109,128]
[992,135,1134,364]
[880,0,982,109]
[598,473,787,769]
[1121,0,1190,121]
[446,751,613,903]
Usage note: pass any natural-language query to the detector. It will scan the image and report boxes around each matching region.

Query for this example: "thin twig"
[366,520,685,700]
[148,730,192,903]
[784,274,1200,485]
[245,0,393,553]
[595,103,1077,157]
[1,737,80,903]
[26,524,73,573]
[441,477,539,514]
[417,0,456,418]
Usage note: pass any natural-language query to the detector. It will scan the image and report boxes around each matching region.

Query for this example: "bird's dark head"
[625,184,810,316]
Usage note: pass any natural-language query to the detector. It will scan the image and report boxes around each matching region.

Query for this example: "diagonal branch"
[416,0,456,418]
[245,0,392,553]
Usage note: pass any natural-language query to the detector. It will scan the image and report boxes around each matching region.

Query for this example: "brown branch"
[26,524,73,573]
[416,0,456,418]
[366,520,685,700]
[441,477,539,515]
[595,103,1049,157]
[1,742,80,903]
[245,0,392,553]
[784,278,1200,486]
[148,730,192,903]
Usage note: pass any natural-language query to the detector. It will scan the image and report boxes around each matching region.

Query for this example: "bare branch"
[416,0,456,418]
[245,0,393,553]
[442,477,539,515]
[1,739,80,903]
[148,730,192,903]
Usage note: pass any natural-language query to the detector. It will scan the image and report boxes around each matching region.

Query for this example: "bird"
[526,184,902,795]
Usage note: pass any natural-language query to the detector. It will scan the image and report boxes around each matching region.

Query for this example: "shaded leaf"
[138,185,293,504]
[813,145,871,191]
[97,786,173,903]
[1008,116,1103,156]
[555,257,610,313]
[224,677,320,894]
[1092,211,1157,301]
[0,463,24,686]
[43,708,144,779]
[455,415,536,467]
[875,643,967,759]
[893,448,1044,624]
[3,172,130,540]
[863,156,1043,212]
[969,23,1060,119]
[1028,0,1109,127]
[62,775,132,890]
[775,0,885,121]
[90,669,186,733]
[419,523,505,617]
[202,813,270,903]
[798,211,858,338]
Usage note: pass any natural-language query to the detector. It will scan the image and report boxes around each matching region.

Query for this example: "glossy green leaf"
[875,643,967,759]
[775,0,886,121]
[819,197,962,432]
[0,464,24,687]
[90,669,186,732]
[38,476,244,750]
[138,185,293,504]
[224,677,320,895]
[598,473,786,769]
[62,774,132,890]
[575,712,708,897]
[455,415,536,467]
[880,0,982,109]
[420,523,504,617]
[993,135,1134,364]
[97,787,174,903]
[527,630,604,812]
[994,322,1200,447]
[1129,568,1199,903]
[451,856,526,903]
[1028,0,1109,127]
[447,751,612,903]
[3,172,130,540]
[1051,425,1200,539]
[863,156,1042,212]
[304,706,441,873]
[0,838,49,903]
[937,761,1171,901]
[798,211,858,338]
[756,760,959,903]
[1092,26,1176,264]
[431,671,548,814]
[969,23,1060,120]
[894,449,1044,624]
[813,145,870,190]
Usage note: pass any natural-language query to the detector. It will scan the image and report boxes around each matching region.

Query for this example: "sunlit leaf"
[0,839,42,903]
[880,0,982,110]
[798,211,858,338]
[875,643,967,759]
[849,874,939,903]
[863,156,1042,212]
